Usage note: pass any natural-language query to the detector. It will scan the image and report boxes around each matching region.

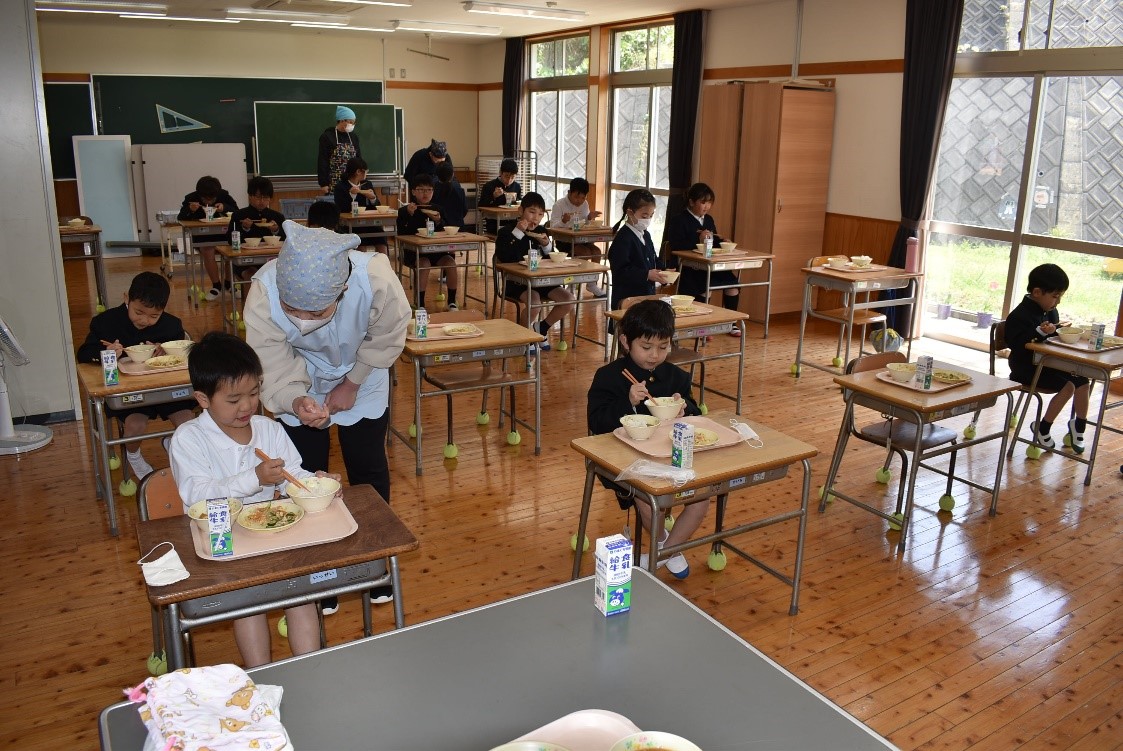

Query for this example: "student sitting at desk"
[479,158,522,235]
[307,201,340,231]
[661,182,741,337]
[494,192,576,352]
[178,175,239,302]
[227,177,286,283]
[333,157,388,255]
[608,188,669,311]
[1004,263,1090,453]
[397,174,458,310]
[77,272,195,481]
[433,161,467,229]
[170,332,338,668]
[550,177,606,299]
[587,300,703,579]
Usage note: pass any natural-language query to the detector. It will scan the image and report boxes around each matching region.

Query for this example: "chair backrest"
[989,320,1008,376]
[809,254,848,268]
[846,351,907,375]
[137,468,186,522]
[430,309,485,325]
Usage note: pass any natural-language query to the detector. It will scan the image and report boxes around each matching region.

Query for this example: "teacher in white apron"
[317,105,362,195]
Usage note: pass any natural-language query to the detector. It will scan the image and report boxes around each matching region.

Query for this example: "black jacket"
[227,207,287,241]
[177,190,238,221]
[77,304,187,363]
[317,127,362,189]
[333,179,381,214]
[403,148,453,186]
[1004,295,1060,384]
[587,357,700,436]
[608,225,661,310]
[478,178,522,208]
[434,179,468,227]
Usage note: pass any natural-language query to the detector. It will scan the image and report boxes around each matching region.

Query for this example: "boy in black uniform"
[433,161,467,229]
[227,177,286,283]
[178,175,239,301]
[397,174,457,309]
[76,272,196,479]
[478,158,522,235]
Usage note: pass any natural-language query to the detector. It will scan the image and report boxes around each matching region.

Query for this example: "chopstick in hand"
[622,369,641,387]
[254,448,309,492]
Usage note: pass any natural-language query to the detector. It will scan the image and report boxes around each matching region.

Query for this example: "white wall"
[1,0,78,418]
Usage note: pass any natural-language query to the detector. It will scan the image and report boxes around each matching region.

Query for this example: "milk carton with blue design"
[671,421,694,469]
[594,534,632,616]
[206,498,233,558]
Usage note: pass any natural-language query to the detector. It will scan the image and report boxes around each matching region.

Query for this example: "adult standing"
[318,105,362,195]
[404,138,453,186]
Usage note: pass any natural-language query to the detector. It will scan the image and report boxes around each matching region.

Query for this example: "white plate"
[237,501,304,533]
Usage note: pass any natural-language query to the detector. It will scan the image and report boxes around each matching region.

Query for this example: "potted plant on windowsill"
[976,310,994,329]
[936,294,952,320]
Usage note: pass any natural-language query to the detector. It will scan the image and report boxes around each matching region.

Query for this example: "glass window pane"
[652,86,672,189]
[560,90,588,180]
[923,233,1013,344]
[614,29,649,72]
[1027,0,1123,49]
[538,179,558,212]
[1029,75,1123,247]
[932,77,1033,231]
[1015,246,1120,328]
[655,25,675,69]
[531,40,556,78]
[607,189,669,255]
[563,36,590,75]
[532,91,558,177]
[959,0,1022,52]
[612,87,651,185]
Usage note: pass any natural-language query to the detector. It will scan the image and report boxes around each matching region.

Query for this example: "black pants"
[281,411,391,503]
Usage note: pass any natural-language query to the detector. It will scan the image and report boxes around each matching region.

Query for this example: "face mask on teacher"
[286,312,333,336]
[343,124,356,133]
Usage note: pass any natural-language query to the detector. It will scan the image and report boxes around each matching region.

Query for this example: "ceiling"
[35,0,772,42]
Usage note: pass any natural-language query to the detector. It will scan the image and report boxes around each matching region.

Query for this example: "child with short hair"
[227,177,286,283]
[307,200,341,231]
[494,192,576,351]
[479,158,522,235]
[1004,263,1091,451]
[433,161,467,228]
[77,271,195,479]
[550,177,606,298]
[177,176,239,301]
[608,188,670,311]
[169,331,338,667]
[333,157,387,254]
[397,174,458,310]
[587,300,704,578]
[661,183,741,336]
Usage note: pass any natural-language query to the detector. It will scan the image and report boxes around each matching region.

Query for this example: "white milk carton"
[414,308,429,338]
[594,534,632,616]
[671,421,694,469]
[1090,323,1105,350]
[100,349,119,387]
[206,498,233,558]
[916,355,934,390]
[528,246,540,271]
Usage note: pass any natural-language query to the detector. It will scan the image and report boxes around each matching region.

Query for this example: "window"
[527,35,590,212]
[925,2,1122,347]
[607,23,674,240]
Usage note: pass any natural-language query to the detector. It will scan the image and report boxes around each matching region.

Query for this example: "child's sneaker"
[1031,422,1055,450]
[538,321,552,351]
[320,596,339,615]
[370,585,394,604]
[447,301,458,311]
[1067,418,1085,453]
[126,449,154,479]
[204,287,221,301]
[664,553,690,579]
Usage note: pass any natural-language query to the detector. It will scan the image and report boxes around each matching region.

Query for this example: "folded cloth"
[127,664,290,751]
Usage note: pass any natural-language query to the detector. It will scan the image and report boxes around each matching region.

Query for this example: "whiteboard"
[138,143,248,242]
[73,136,138,254]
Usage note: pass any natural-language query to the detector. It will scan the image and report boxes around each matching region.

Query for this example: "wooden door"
[697,84,745,239]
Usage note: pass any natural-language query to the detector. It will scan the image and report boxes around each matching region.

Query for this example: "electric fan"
[0,314,53,455]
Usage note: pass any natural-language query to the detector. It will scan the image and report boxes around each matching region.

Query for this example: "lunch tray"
[119,356,189,376]
[612,415,742,457]
[818,263,886,273]
[1045,337,1123,354]
[875,370,972,392]
[406,325,485,341]
[672,304,712,318]
[189,496,357,561]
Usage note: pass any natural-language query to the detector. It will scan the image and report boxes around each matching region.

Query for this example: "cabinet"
[698,82,835,318]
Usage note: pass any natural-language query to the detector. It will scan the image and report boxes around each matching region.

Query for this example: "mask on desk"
[286,312,334,336]
[138,542,190,586]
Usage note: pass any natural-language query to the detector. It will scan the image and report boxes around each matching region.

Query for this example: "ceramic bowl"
[695,243,707,253]
[262,236,281,246]
[851,255,873,267]
[160,340,194,358]
[286,476,340,513]
[644,397,684,421]
[669,294,694,307]
[186,498,244,532]
[886,362,917,382]
[610,731,703,751]
[124,344,156,362]
[720,241,737,251]
[547,252,569,263]
[242,237,261,248]
[443,226,460,234]
[620,414,660,441]
[1056,326,1082,344]
[67,218,86,227]
[827,257,848,269]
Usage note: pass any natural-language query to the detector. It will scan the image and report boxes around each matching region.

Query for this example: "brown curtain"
[502,37,526,157]
[666,10,706,219]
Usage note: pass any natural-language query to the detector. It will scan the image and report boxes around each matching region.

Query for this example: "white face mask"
[138,542,190,587]
[631,217,651,233]
[343,123,355,133]
[286,311,333,336]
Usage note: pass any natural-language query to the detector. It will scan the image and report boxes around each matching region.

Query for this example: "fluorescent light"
[37,7,164,14]
[463,1,585,21]
[391,19,501,36]
[292,23,396,32]
[226,7,349,25]
[35,0,165,8]
[323,0,412,6]
[121,14,239,22]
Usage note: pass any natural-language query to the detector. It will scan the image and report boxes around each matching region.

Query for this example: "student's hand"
[629,380,651,406]
[99,339,124,356]
[321,185,332,195]
[516,218,532,232]
[648,269,667,283]
[698,229,713,240]
[152,343,166,356]
[406,202,418,215]
[561,212,573,223]
[362,189,376,200]
[214,202,225,213]
[493,186,505,198]
[292,396,331,428]
[589,210,602,219]
[188,202,201,212]
[672,393,686,418]
[349,184,361,196]
[1040,322,1057,335]
[240,218,254,231]
[267,220,279,233]
[324,378,360,415]
[314,470,344,497]
[255,457,286,487]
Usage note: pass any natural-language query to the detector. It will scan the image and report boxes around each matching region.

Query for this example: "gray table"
[99,570,896,751]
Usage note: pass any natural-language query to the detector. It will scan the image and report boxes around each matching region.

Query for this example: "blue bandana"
[275,221,358,311]
[336,105,356,121]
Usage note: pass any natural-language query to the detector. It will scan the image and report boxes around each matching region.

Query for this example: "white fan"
[0,314,53,455]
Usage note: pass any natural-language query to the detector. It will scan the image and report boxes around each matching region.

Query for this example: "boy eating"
[550,177,606,298]
[587,300,705,579]
[397,174,458,310]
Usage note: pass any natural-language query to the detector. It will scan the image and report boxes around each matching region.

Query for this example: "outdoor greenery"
[531,36,589,78]
[614,25,674,72]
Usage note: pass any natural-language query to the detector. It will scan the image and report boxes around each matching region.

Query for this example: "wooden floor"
[2,252,1121,750]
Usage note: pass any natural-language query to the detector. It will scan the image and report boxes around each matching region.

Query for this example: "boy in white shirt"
[550,177,606,298]
[170,332,340,667]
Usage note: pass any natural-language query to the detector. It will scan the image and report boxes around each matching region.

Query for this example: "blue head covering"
[276,221,358,311]
[336,105,357,122]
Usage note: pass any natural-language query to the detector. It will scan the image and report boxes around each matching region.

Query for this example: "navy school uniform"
[178,190,239,244]
[661,210,736,300]
[334,179,385,248]
[608,224,662,310]
[226,206,286,241]
[479,178,522,234]
[434,179,468,228]
[495,223,557,300]
[397,203,450,266]
[1004,294,1089,391]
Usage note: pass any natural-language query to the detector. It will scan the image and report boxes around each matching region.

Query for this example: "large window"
[528,36,589,210]
[607,23,674,240]
[925,0,1123,346]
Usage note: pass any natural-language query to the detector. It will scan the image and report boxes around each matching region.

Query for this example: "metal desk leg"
[897,407,927,553]
[164,603,186,671]
[1084,372,1111,486]
[92,235,108,307]
[735,321,746,414]
[990,393,1015,516]
[571,465,597,579]
[389,555,405,629]
[762,259,773,339]
[91,398,119,536]
[819,395,855,512]
[794,279,813,375]
[534,348,542,455]
[413,359,424,476]
[789,458,812,615]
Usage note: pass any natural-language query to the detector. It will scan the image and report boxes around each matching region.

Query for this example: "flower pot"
[936,303,951,320]
[976,311,994,329]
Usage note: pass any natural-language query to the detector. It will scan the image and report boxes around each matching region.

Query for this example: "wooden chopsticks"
[253,448,310,492]
[622,369,641,387]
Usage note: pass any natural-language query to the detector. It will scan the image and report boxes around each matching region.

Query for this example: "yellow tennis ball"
[277,616,287,638]
[408,423,417,438]
[790,363,800,376]
[832,356,844,367]
[476,412,490,425]
[119,478,137,497]
[507,431,521,445]
[108,455,121,471]
[570,533,590,552]
[707,550,728,571]
[146,651,167,676]
[443,443,458,459]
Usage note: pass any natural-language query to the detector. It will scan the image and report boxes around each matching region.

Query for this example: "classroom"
[3,0,1123,748]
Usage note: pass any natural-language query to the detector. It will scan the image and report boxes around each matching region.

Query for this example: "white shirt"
[550,195,591,223]
[170,411,313,504]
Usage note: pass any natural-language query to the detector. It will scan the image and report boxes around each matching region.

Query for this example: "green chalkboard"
[45,82,96,180]
[93,76,383,173]
[254,102,397,178]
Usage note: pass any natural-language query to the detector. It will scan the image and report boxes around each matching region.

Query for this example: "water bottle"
[231,230,240,251]
[425,217,435,237]
[528,246,539,271]
[905,237,919,272]
[703,235,713,258]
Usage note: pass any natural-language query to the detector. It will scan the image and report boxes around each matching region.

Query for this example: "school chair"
[807,254,888,364]
[619,296,711,409]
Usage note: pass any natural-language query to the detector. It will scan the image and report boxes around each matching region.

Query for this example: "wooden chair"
[619,296,710,407]
[837,352,960,524]
[809,255,888,362]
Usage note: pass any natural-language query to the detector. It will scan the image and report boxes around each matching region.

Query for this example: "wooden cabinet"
[698,82,835,318]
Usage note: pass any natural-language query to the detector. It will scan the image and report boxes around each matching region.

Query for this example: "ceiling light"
[391,19,501,36]
[323,0,412,6]
[37,7,164,14]
[292,23,396,32]
[121,14,239,22]
[463,1,585,21]
[35,0,165,8]
[227,7,349,25]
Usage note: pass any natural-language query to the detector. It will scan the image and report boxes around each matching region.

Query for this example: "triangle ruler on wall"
[155,104,210,134]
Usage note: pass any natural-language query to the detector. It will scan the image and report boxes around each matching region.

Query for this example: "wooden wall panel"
[53,179,79,220]
[697,85,744,239]
[814,212,899,311]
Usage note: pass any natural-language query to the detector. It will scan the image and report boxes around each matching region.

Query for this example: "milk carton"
[100,349,119,386]
[206,498,233,558]
[1090,323,1105,350]
[916,355,934,390]
[414,308,429,338]
[703,236,713,258]
[425,217,435,237]
[231,230,241,251]
[594,534,632,616]
[352,200,361,217]
[528,246,540,271]
[671,421,694,469]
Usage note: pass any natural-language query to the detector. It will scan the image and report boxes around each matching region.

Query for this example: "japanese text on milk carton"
[671,421,694,469]
[100,349,119,387]
[916,355,934,390]
[207,498,234,557]
[595,534,632,616]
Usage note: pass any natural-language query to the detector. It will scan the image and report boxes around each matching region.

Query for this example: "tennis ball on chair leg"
[277,616,287,638]
[938,494,955,512]
[435,292,446,302]
[119,478,137,496]
[832,356,844,367]
[108,454,121,471]
[408,423,417,439]
[557,339,568,351]
[698,403,709,415]
[818,485,833,504]
[664,514,675,532]
[790,363,800,376]
[707,550,728,571]
[443,443,458,459]
[963,424,977,440]
[888,512,905,531]
[146,651,167,676]
[476,412,490,425]
[570,533,590,552]
[875,467,891,484]
[1026,445,1044,460]
[506,430,521,445]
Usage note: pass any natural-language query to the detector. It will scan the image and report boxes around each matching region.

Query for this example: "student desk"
[493,258,611,353]
[134,484,418,672]
[396,232,489,311]
[77,363,194,537]
[671,248,775,337]
[476,205,519,238]
[604,299,749,413]
[795,264,922,376]
[177,219,231,308]
[59,223,108,308]
[570,419,816,615]
[98,568,896,751]
[824,365,1020,552]
[545,223,617,257]
[390,319,542,475]
[336,210,398,250]
[213,243,281,332]
[1009,340,1123,485]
